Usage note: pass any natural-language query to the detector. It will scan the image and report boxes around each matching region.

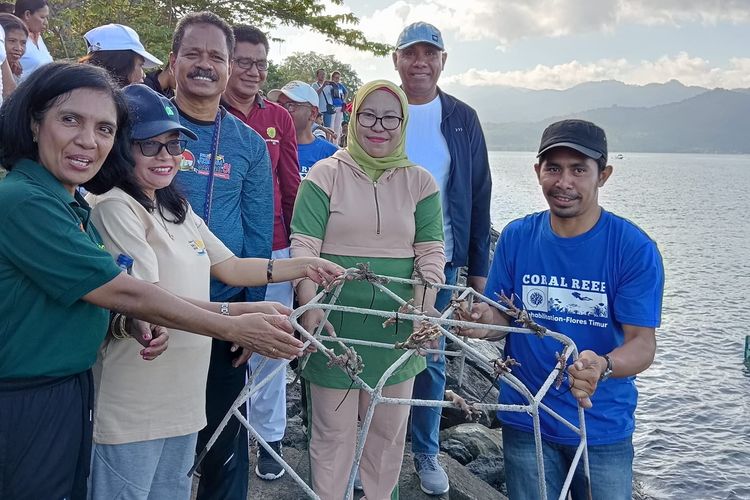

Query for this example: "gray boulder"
[440,423,503,464]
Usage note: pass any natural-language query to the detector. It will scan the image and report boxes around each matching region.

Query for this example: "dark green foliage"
[264,51,364,97]
[46,0,391,63]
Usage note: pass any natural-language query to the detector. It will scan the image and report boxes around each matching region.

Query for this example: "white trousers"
[247,247,293,442]
[332,107,344,146]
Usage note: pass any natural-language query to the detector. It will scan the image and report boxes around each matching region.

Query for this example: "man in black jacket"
[393,21,492,496]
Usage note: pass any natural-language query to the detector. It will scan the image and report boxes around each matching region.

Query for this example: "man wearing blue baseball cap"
[392,22,492,496]
[458,119,664,500]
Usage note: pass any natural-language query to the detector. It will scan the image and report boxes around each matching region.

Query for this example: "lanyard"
[202,110,222,225]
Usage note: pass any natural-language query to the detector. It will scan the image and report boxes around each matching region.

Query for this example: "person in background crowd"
[80,24,163,88]
[143,62,176,98]
[457,119,664,500]
[0,13,28,83]
[311,68,335,128]
[0,25,9,102]
[291,79,445,500]
[85,83,342,500]
[167,12,274,499]
[13,0,51,80]
[0,62,304,500]
[0,3,13,13]
[267,80,338,179]
[312,113,336,142]
[339,116,349,147]
[392,21,492,496]
[329,70,348,143]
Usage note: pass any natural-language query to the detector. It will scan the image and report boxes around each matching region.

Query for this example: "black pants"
[0,370,94,500]
[196,293,250,500]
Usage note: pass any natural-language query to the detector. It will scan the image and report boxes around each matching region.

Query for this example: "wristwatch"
[599,354,613,381]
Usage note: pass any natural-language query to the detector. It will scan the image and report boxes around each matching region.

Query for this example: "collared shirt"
[19,34,52,82]
[223,94,301,251]
[0,160,121,378]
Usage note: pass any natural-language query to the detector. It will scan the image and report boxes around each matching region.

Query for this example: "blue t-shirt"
[486,209,664,445]
[174,108,273,302]
[297,137,338,178]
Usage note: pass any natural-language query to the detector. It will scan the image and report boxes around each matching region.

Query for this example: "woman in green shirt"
[0,63,322,500]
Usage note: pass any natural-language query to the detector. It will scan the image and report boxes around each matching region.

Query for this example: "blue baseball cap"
[122,84,198,141]
[396,22,444,51]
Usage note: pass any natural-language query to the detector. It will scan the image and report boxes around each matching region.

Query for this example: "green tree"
[46,0,391,63]
[265,51,363,98]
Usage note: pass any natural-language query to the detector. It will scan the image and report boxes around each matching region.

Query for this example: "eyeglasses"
[233,58,268,71]
[280,101,311,112]
[134,139,187,157]
[356,112,403,131]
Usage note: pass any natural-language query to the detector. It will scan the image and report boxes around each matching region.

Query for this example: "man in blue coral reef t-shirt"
[458,119,664,500]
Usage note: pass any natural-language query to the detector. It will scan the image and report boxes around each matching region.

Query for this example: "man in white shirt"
[393,21,492,496]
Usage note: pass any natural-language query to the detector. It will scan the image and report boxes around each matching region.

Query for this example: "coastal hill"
[461,85,750,154]
[443,80,750,153]
[445,79,708,124]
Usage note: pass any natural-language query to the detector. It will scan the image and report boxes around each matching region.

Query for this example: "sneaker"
[353,467,363,491]
[255,440,285,480]
[413,453,449,495]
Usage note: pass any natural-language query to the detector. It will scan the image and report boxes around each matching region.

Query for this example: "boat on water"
[615,153,624,159]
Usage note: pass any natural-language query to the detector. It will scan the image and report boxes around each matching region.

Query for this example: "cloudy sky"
[269,0,749,91]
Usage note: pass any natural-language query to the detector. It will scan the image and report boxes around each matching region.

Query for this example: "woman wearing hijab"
[291,80,445,500]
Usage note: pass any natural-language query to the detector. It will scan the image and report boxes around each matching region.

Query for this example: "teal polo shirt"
[0,160,122,378]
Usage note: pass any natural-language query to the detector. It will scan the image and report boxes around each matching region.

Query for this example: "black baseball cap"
[537,119,607,161]
[122,84,198,141]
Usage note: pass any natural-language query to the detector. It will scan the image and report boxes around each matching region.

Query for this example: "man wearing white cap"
[268,81,338,178]
[393,21,492,496]
[81,24,163,87]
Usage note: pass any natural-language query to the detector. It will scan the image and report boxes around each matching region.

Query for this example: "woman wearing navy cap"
[84,84,342,499]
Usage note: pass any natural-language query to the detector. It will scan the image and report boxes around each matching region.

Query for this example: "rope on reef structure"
[189,265,593,500]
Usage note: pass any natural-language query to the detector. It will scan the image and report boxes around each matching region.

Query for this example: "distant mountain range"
[443,80,750,153]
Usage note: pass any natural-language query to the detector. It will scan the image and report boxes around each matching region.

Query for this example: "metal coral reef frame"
[189,265,591,500]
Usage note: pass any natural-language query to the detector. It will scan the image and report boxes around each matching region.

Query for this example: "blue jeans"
[502,426,633,500]
[88,433,198,500]
[322,112,334,127]
[411,263,459,455]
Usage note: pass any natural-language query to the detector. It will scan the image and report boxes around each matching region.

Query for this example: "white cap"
[84,24,163,68]
[267,80,319,109]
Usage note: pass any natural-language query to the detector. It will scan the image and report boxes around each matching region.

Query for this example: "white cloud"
[345,0,750,47]
[442,53,750,90]
[268,2,750,88]
[619,0,750,26]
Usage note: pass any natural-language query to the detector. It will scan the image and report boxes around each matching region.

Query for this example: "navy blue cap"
[396,22,444,50]
[537,119,607,160]
[122,84,198,141]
